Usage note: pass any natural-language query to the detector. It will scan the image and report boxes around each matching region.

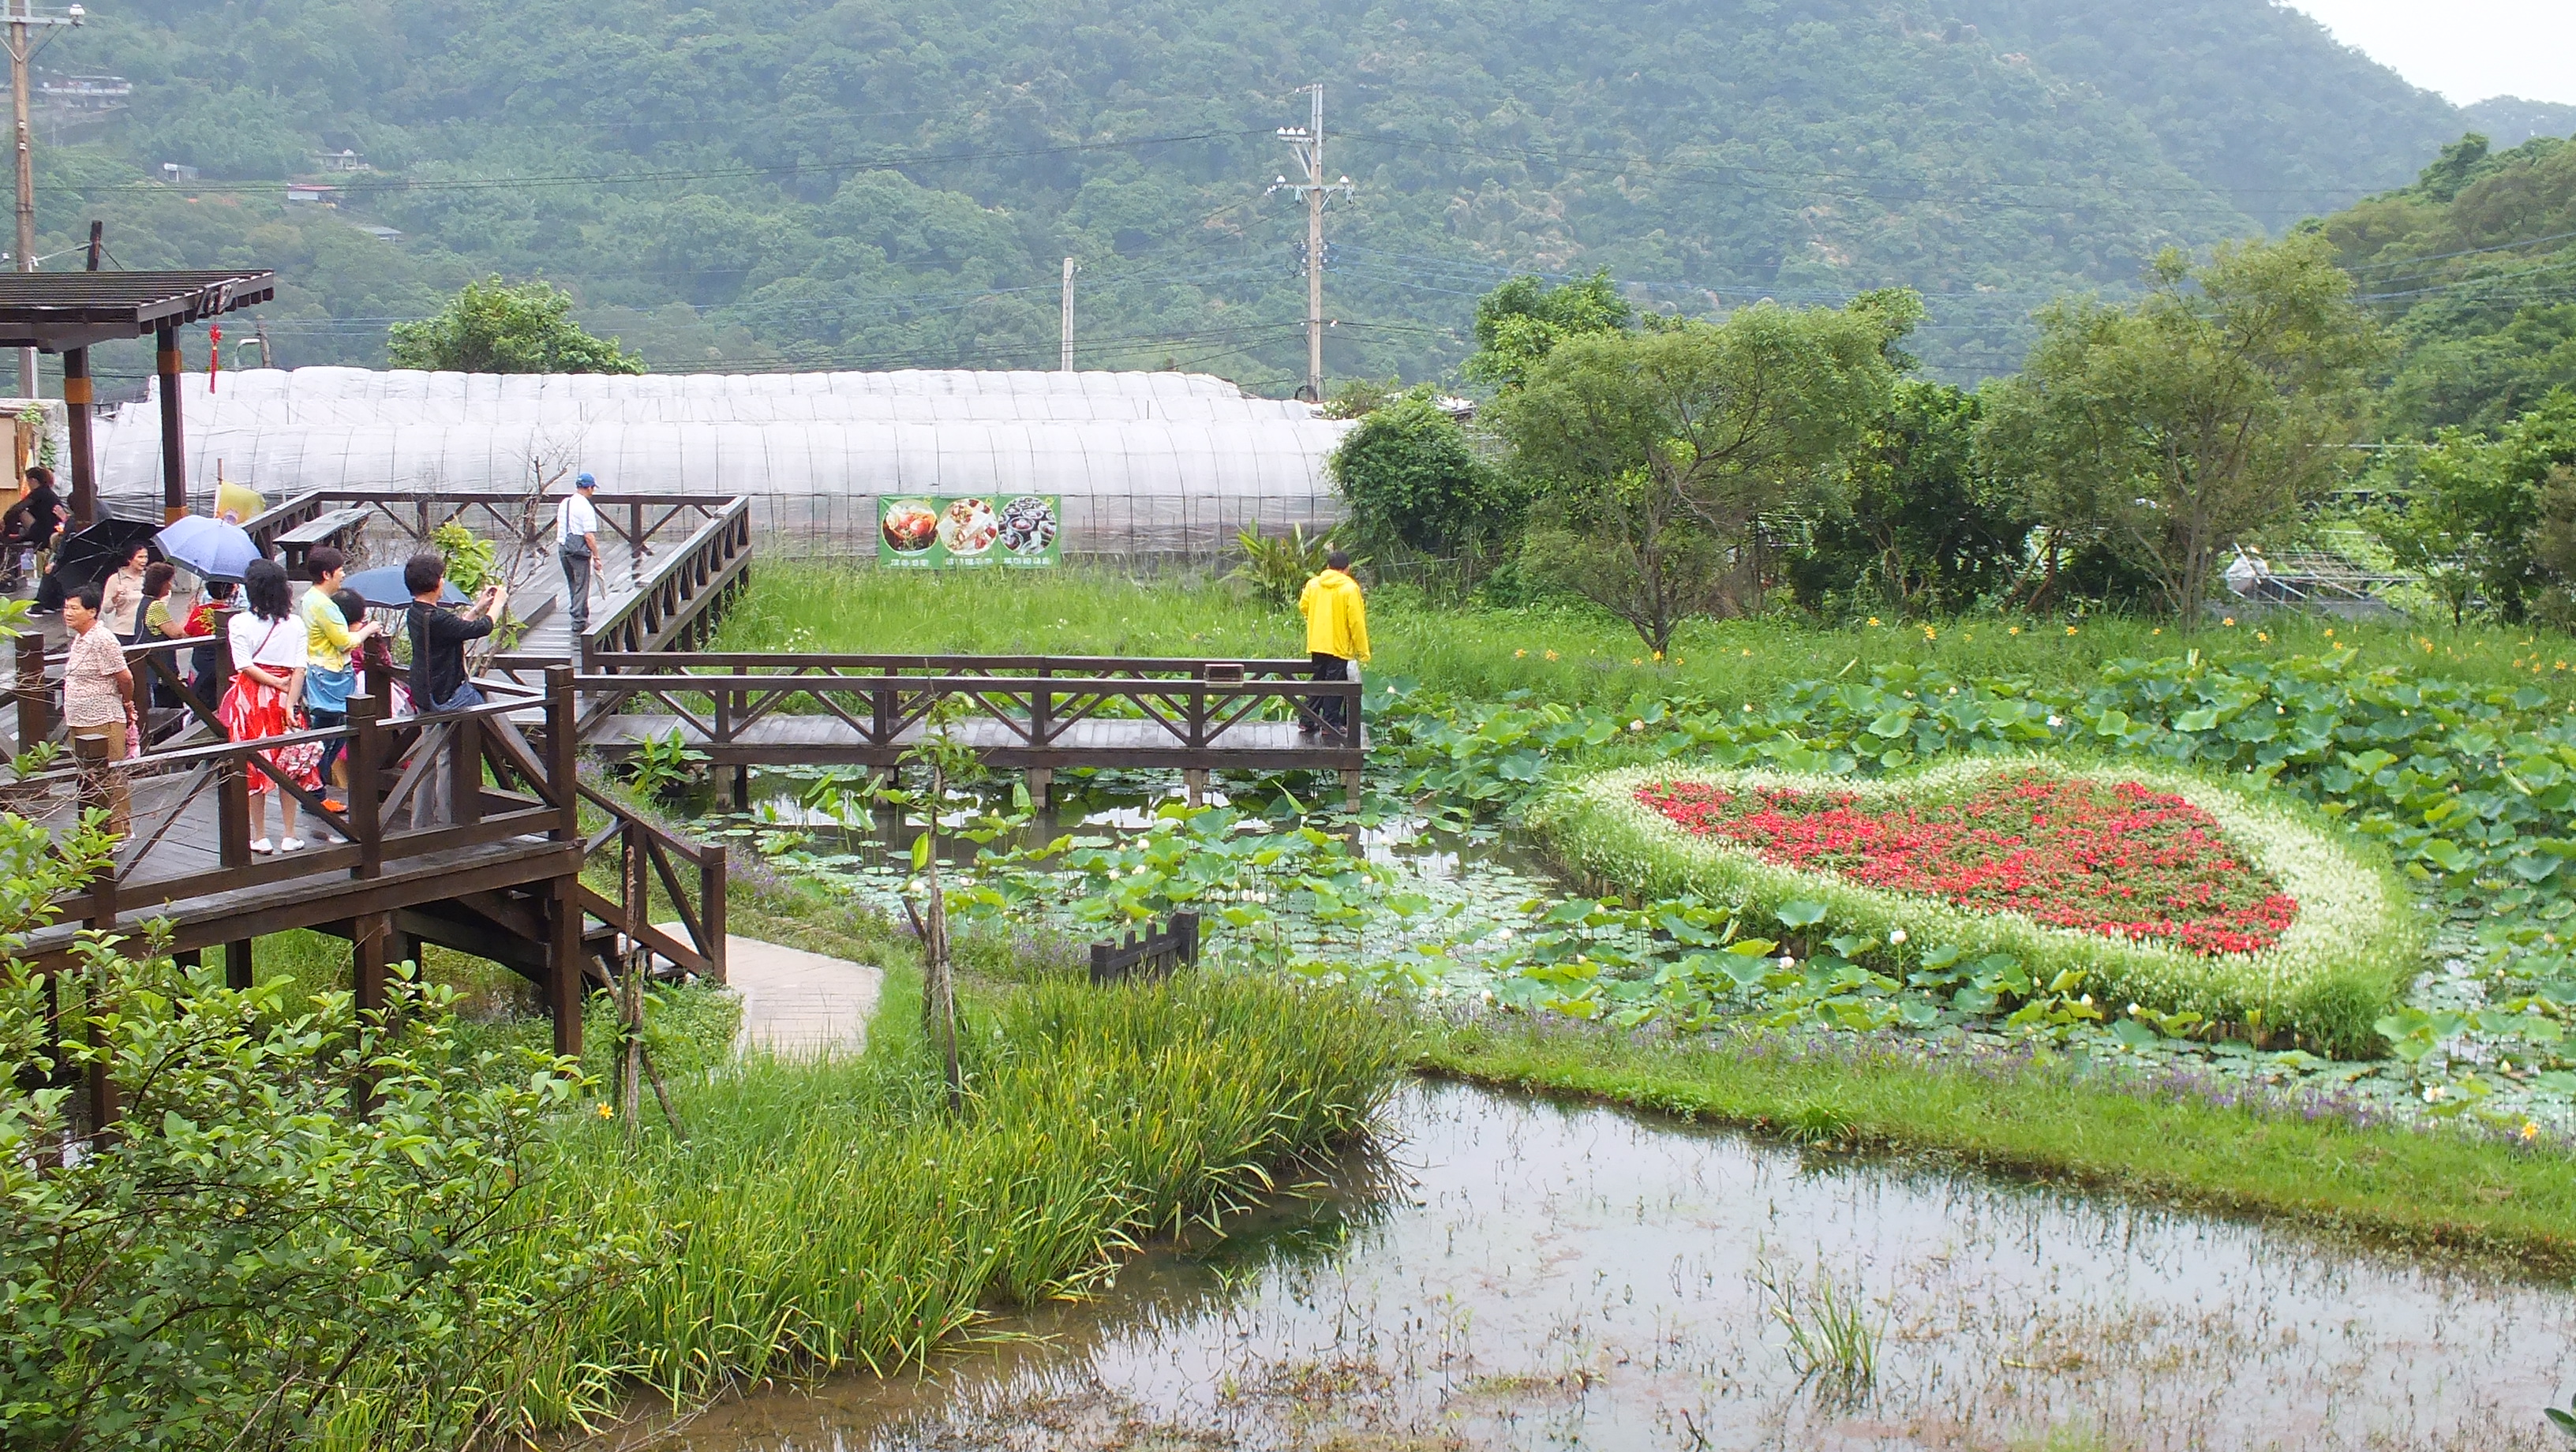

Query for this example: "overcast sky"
[2287,1,2576,106]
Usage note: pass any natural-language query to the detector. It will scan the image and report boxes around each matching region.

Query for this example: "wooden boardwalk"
[572,653,1366,806]
[7,485,1380,1133]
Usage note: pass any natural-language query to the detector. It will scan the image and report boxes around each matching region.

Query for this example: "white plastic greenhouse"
[90,368,1353,558]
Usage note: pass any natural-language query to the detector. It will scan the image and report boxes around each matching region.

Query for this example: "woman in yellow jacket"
[1297,549,1368,739]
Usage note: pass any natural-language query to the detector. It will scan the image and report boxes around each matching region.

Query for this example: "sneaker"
[321,795,346,814]
[250,837,274,855]
[277,837,305,854]
[313,829,345,844]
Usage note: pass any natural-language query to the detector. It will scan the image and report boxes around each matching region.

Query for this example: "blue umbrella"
[155,515,261,582]
[344,563,465,608]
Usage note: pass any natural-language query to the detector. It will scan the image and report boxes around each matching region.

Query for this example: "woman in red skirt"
[219,558,319,853]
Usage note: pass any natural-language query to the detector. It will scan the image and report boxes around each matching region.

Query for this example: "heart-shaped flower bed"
[1633,773,2297,956]
[1531,758,2422,1056]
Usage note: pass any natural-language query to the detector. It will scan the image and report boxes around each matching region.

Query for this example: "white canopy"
[91,368,1353,522]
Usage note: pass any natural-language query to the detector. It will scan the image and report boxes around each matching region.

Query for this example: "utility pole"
[1059,256,1076,372]
[1268,84,1352,403]
[6,2,83,400]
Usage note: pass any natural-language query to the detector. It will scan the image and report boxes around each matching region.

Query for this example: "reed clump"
[501,966,1406,1424]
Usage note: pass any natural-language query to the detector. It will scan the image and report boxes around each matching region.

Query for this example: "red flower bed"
[1635,772,2297,955]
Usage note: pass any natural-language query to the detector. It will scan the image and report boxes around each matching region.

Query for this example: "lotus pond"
[630,1080,2574,1451]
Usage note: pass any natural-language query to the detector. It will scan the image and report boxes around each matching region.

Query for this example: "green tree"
[1518,470,1737,656]
[1977,236,2384,618]
[1498,291,1920,646]
[0,799,620,1447]
[1785,380,2033,615]
[2368,390,2576,624]
[1461,271,1636,391]
[1327,391,1517,560]
[388,276,646,375]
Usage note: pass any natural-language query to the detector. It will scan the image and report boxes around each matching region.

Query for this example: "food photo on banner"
[878,494,1061,568]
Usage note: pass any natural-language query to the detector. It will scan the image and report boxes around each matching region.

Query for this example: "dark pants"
[309,706,348,784]
[560,544,593,631]
[1310,652,1352,737]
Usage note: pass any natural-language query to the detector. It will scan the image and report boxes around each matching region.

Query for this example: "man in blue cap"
[556,472,601,634]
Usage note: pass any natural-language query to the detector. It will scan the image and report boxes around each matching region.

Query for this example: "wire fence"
[747,490,1346,568]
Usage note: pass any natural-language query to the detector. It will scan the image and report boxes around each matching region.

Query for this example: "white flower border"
[1528,755,2422,1051]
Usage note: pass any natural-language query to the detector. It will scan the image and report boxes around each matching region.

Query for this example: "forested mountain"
[35,0,2468,391]
[2315,132,2576,436]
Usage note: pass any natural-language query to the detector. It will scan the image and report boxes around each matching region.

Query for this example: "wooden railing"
[242,489,738,574]
[573,653,1359,758]
[577,781,727,983]
[6,677,569,933]
[567,496,752,667]
[5,664,725,984]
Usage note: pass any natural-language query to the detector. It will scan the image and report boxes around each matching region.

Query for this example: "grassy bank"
[491,964,1406,1428]
[722,561,2576,706]
[1425,1017,2576,1274]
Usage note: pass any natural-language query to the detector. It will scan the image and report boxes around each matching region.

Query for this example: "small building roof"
[0,269,275,352]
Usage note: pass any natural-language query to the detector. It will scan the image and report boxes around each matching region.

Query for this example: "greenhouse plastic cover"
[89,367,1353,515]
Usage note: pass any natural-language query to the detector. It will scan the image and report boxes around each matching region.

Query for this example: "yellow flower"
[597,1102,614,1119]
[2065,625,2077,636]
[1867,616,1881,627]
[2222,617,2235,627]
[1544,649,1559,661]
[1741,648,1752,657]
[1922,625,1937,640]
[1651,650,1664,661]
[1631,657,1642,665]
[2256,631,2268,642]
[1515,649,1526,658]
[2152,627,2162,635]
[2323,628,2334,638]
[2523,1121,2543,1141]
[2009,626,2021,636]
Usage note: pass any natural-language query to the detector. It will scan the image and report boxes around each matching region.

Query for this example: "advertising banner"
[878,493,1061,568]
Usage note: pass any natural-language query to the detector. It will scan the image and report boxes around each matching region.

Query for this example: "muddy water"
[646,1082,2573,1452]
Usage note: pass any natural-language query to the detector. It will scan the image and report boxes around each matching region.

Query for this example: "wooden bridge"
[577,652,1363,809]
[9,485,1363,1131]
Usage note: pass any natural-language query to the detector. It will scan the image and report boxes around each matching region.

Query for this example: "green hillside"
[36,0,2462,389]
[2316,132,2576,436]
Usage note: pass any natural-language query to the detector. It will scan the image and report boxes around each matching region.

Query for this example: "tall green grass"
[721,563,2576,709]
[497,964,1406,1424]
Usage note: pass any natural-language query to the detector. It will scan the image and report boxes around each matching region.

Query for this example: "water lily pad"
[1530,757,2422,1057]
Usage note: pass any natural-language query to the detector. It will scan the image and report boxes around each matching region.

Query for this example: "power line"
[39,129,1258,197]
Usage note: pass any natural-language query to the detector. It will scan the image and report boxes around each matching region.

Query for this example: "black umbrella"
[51,515,162,589]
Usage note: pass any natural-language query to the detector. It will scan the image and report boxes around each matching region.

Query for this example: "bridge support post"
[731,764,749,811]
[352,911,391,1019]
[548,874,583,1058]
[1342,769,1361,814]
[1026,767,1051,810]
[224,940,253,991]
[1182,769,1206,807]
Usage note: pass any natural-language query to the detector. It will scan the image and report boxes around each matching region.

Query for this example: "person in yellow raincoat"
[1297,549,1369,739]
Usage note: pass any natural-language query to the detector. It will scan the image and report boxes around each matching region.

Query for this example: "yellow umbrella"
[214,480,264,524]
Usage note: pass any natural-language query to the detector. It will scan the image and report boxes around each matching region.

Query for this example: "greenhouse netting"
[91,368,1353,559]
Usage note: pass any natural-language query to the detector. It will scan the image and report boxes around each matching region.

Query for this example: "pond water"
[641,1080,2572,1452]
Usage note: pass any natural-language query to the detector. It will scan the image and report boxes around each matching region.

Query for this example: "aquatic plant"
[1753,1258,1881,1393]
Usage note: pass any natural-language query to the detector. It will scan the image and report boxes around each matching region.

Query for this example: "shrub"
[0,951,611,1450]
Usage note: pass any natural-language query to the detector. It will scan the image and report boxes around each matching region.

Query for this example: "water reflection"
[640,1083,2572,1452]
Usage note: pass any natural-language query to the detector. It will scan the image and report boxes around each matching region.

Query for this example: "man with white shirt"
[557,472,602,634]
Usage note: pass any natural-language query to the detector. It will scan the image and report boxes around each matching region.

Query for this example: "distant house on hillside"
[284,182,339,207]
